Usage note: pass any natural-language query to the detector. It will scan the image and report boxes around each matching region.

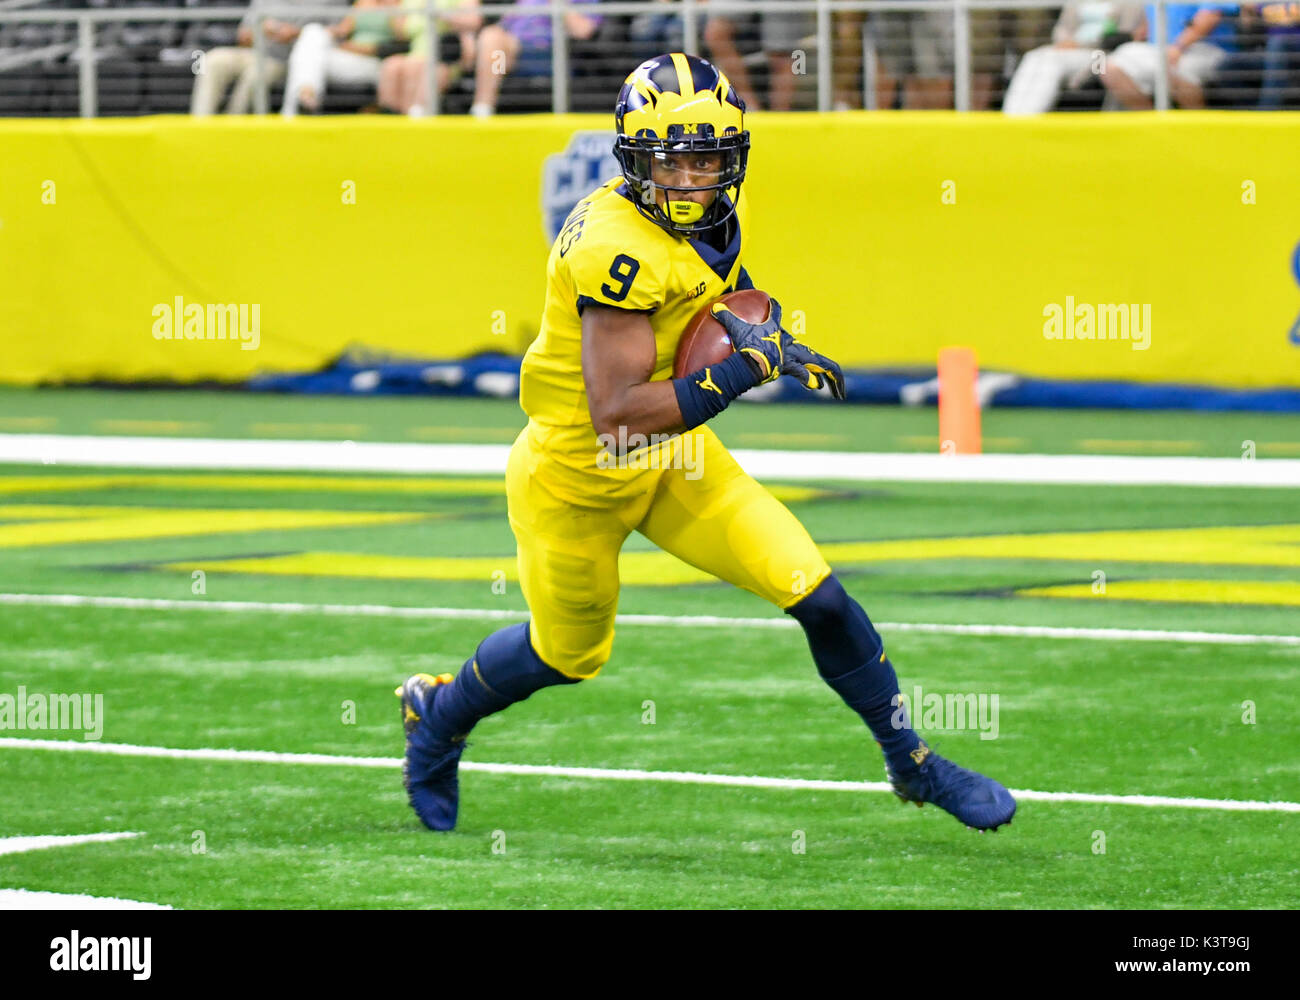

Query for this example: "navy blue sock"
[426,622,579,740]
[785,574,924,769]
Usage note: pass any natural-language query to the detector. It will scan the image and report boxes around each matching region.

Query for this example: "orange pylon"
[937,346,981,454]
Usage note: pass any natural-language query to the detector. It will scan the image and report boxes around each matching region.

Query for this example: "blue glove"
[711,298,846,400]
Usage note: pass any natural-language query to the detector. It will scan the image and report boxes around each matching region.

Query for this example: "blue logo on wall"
[541,131,620,244]
[1291,240,1300,345]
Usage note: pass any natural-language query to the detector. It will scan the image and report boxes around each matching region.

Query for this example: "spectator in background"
[1205,5,1263,104]
[703,0,811,111]
[378,0,481,116]
[1208,3,1300,106]
[1102,4,1239,107]
[281,0,399,117]
[833,7,867,109]
[1004,3,1146,114]
[847,8,1032,111]
[872,9,1056,110]
[970,8,1058,109]
[629,0,684,62]
[468,0,602,117]
[874,11,956,109]
[1256,1,1300,106]
[192,0,346,114]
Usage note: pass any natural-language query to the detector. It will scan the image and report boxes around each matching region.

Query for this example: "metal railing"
[0,0,1188,117]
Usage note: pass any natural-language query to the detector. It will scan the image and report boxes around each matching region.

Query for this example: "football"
[672,288,774,378]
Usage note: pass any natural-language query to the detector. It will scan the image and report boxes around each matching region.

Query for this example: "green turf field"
[5,385,1300,455]
[0,390,1297,908]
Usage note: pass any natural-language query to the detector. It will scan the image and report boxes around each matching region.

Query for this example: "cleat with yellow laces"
[884,740,1017,832]
[395,673,465,831]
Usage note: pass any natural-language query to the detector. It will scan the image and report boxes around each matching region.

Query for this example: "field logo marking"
[0,503,427,549]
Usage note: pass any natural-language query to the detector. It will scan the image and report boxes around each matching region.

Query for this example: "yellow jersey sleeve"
[566,236,667,315]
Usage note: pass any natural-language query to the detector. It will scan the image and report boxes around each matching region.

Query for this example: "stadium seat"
[97,57,145,116]
[322,81,378,115]
[142,61,195,113]
[1054,76,1107,112]
[493,15,630,115]
[107,0,185,62]
[42,59,80,116]
[0,67,44,117]
[570,15,630,113]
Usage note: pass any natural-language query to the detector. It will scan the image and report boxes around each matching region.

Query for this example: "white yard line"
[2,737,1297,814]
[0,831,141,857]
[3,434,1299,486]
[0,832,173,909]
[2,592,1297,646]
[0,889,171,910]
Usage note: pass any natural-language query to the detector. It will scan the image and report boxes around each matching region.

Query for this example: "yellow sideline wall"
[1,112,1297,388]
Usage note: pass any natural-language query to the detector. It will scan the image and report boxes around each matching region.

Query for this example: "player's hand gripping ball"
[673,289,846,399]
[673,289,767,377]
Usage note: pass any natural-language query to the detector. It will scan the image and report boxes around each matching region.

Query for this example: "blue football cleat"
[396,672,466,831]
[885,741,1016,832]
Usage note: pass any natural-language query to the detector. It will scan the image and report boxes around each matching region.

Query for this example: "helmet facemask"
[614,128,749,236]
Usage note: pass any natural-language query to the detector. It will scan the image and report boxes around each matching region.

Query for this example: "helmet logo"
[666,122,714,140]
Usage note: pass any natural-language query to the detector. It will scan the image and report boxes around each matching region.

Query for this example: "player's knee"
[475,621,582,696]
[787,573,884,651]
[785,572,851,630]
[562,647,608,680]
[525,621,610,682]
[538,644,606,681]
[786,573,886,672]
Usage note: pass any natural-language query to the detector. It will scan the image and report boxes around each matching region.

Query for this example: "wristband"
[671,351,760,430]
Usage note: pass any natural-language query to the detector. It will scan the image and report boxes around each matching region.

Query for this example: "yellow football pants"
[505,423,832,679]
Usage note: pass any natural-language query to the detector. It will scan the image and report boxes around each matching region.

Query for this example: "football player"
[397,52,1016,833]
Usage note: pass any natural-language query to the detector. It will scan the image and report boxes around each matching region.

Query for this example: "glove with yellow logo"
[711,298,846,400]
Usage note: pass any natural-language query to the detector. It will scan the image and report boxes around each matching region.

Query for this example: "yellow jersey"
[519,177,750,505]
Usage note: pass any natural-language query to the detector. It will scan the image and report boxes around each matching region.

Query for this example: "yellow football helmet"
[613,52,750,236]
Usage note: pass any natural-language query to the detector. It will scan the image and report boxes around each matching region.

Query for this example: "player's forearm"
[590,380,687,448]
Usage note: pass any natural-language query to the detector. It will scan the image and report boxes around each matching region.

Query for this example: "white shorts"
[707,1,811,53]
[1108,40,1227,92]
[870,12,955,78]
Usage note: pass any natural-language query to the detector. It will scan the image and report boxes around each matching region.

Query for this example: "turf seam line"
[4,434,1300,487]
[3,737,1297,814]
[2,593,1298,646]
